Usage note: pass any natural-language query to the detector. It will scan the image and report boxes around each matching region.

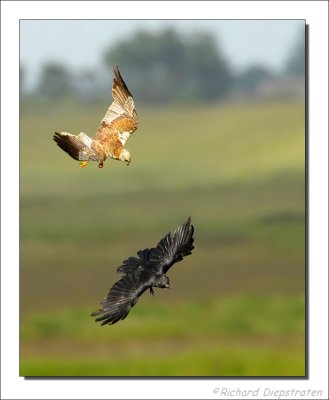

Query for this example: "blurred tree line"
[20,27,305,103]
[284,31,305,77]
[103,29,232,103]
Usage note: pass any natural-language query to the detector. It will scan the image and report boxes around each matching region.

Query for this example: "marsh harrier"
[53,65,138,168]
[91,217,195,325]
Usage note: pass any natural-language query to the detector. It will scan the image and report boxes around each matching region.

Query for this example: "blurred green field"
[20,98,305,376]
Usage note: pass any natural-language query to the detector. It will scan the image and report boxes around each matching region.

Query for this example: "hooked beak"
[126,160,131,166]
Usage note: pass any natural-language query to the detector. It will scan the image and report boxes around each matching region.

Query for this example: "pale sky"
[20,19,304,90]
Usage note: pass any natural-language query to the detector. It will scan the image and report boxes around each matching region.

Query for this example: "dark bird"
[53,65,138,168]
[91,217,195,325]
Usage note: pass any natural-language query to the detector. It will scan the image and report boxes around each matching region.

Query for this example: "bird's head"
[119,149,131,166]
[154,274,170,289]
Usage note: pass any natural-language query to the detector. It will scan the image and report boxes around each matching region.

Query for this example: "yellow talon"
[79,161,88,168]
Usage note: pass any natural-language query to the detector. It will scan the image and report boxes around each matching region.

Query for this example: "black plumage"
[91,217,195,325]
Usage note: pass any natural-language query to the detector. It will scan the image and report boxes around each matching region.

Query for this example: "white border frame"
[1,1,328,399]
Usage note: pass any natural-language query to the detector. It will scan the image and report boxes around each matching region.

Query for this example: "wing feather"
[95,65,138,146]
[91,270,151,325]
[117,218,194,275]
[154,217,195,274]
[116,248,158,274]
[112,66,136,117]
[53,132,99,161]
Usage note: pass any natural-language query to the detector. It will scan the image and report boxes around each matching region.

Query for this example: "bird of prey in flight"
[53,65,138,168]
[91,217,195,325]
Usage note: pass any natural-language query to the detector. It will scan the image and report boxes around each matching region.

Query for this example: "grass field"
[20,98,305,376]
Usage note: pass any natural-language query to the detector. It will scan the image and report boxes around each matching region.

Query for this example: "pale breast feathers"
[95,66,138,147]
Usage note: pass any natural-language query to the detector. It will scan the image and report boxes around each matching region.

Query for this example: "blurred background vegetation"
[20,26,305,104]
[20,23,305,376]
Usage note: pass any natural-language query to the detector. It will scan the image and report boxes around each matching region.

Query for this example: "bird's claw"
[150,287,154,296]
[79,161,88,168]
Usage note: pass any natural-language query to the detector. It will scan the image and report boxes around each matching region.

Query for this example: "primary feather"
[117,216,194,274]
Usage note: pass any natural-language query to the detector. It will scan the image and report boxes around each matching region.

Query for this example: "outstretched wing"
[95,65,138,147]
[117,217,195,275]
[154,217,195,274]
[53,132,99,161]
[116,248,158,274]
[91,270,152,325]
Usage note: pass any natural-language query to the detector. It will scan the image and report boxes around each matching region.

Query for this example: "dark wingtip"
[53,132,64,146]
[101,319,111,326]
[53,132,61,141]
[182,216,192,230]
[52,132,80,161]
[113,64,120,78]
[90,309,101,317]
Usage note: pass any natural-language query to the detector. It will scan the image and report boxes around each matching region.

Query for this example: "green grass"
[21,346,304,377]
[20,295,305,376]
[20,98,305,376]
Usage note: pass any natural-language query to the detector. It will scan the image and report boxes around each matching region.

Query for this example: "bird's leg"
[98,161,104,168]
[150,287,155,296]
[79,161,88,168]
